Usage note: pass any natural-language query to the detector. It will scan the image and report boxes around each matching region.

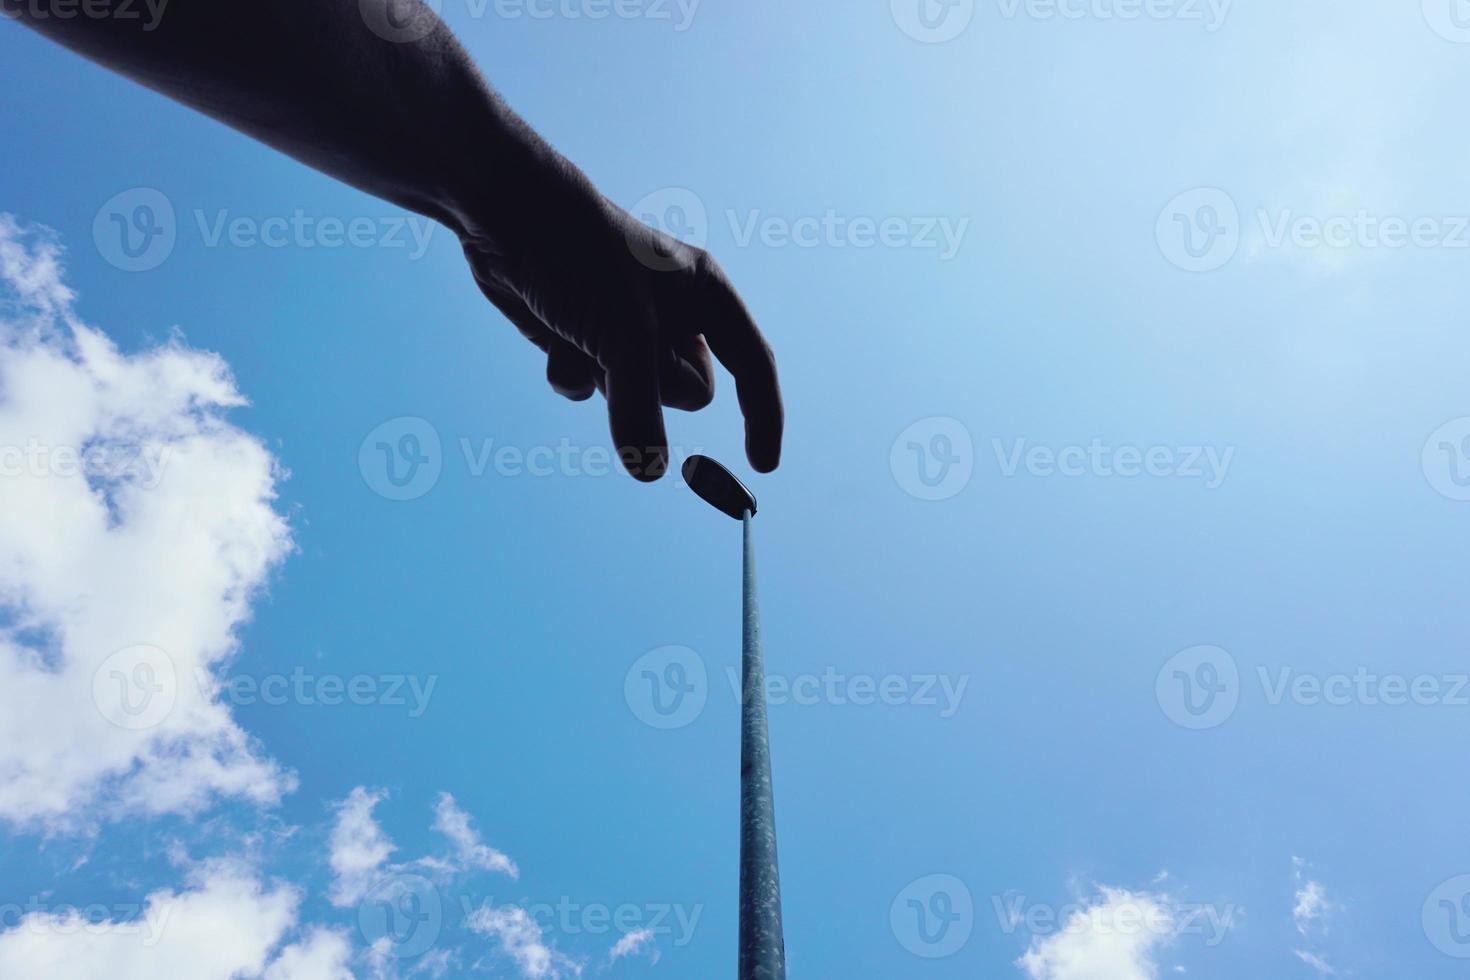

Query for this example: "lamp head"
[682,454,757,520]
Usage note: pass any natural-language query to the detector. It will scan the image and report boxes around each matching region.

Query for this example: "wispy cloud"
[432,792,518,878]
[607,927,658,966]
[469,904,582,979]
[1291,857,1337,977]
[327,787,396,907]
[1294,949,1336,977]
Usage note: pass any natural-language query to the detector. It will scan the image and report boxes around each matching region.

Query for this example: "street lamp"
[682,454,786,980]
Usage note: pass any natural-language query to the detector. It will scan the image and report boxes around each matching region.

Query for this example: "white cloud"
[1016,887,1175,980]
[607,928,658,966]
[468,904,580,980]
[1291,858,1331,936]
[0,216,294,832]
[0,858,300,980]
[1293,949,1335,977]
[432,792,518,878]
[264,928,357,980]
[1290,858,1336,977]
[328,788,396,908]
[0,220,579,980]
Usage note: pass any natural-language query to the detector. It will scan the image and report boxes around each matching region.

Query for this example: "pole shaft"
[739,511,786,980]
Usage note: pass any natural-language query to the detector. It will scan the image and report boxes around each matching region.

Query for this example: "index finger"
[697,263,783,473]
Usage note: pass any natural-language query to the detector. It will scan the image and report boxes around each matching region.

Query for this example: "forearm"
[8,0,584,242]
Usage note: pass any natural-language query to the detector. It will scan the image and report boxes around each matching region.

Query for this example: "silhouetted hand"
[461,187,782,481]
[13,0,783,483]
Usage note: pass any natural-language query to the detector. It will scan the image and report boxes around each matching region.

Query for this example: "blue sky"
[4,0,1470,977]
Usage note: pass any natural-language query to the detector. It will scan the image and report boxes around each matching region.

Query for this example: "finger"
[604,345,669,482]
[659,334,715,412]
[698,265,783,472]
[547,339,598,401]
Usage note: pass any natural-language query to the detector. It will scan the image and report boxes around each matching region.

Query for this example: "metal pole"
[739,509,786,980]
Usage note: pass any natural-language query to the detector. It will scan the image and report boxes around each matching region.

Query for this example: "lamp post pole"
[680,455,786,980]
[739,509,785,980]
